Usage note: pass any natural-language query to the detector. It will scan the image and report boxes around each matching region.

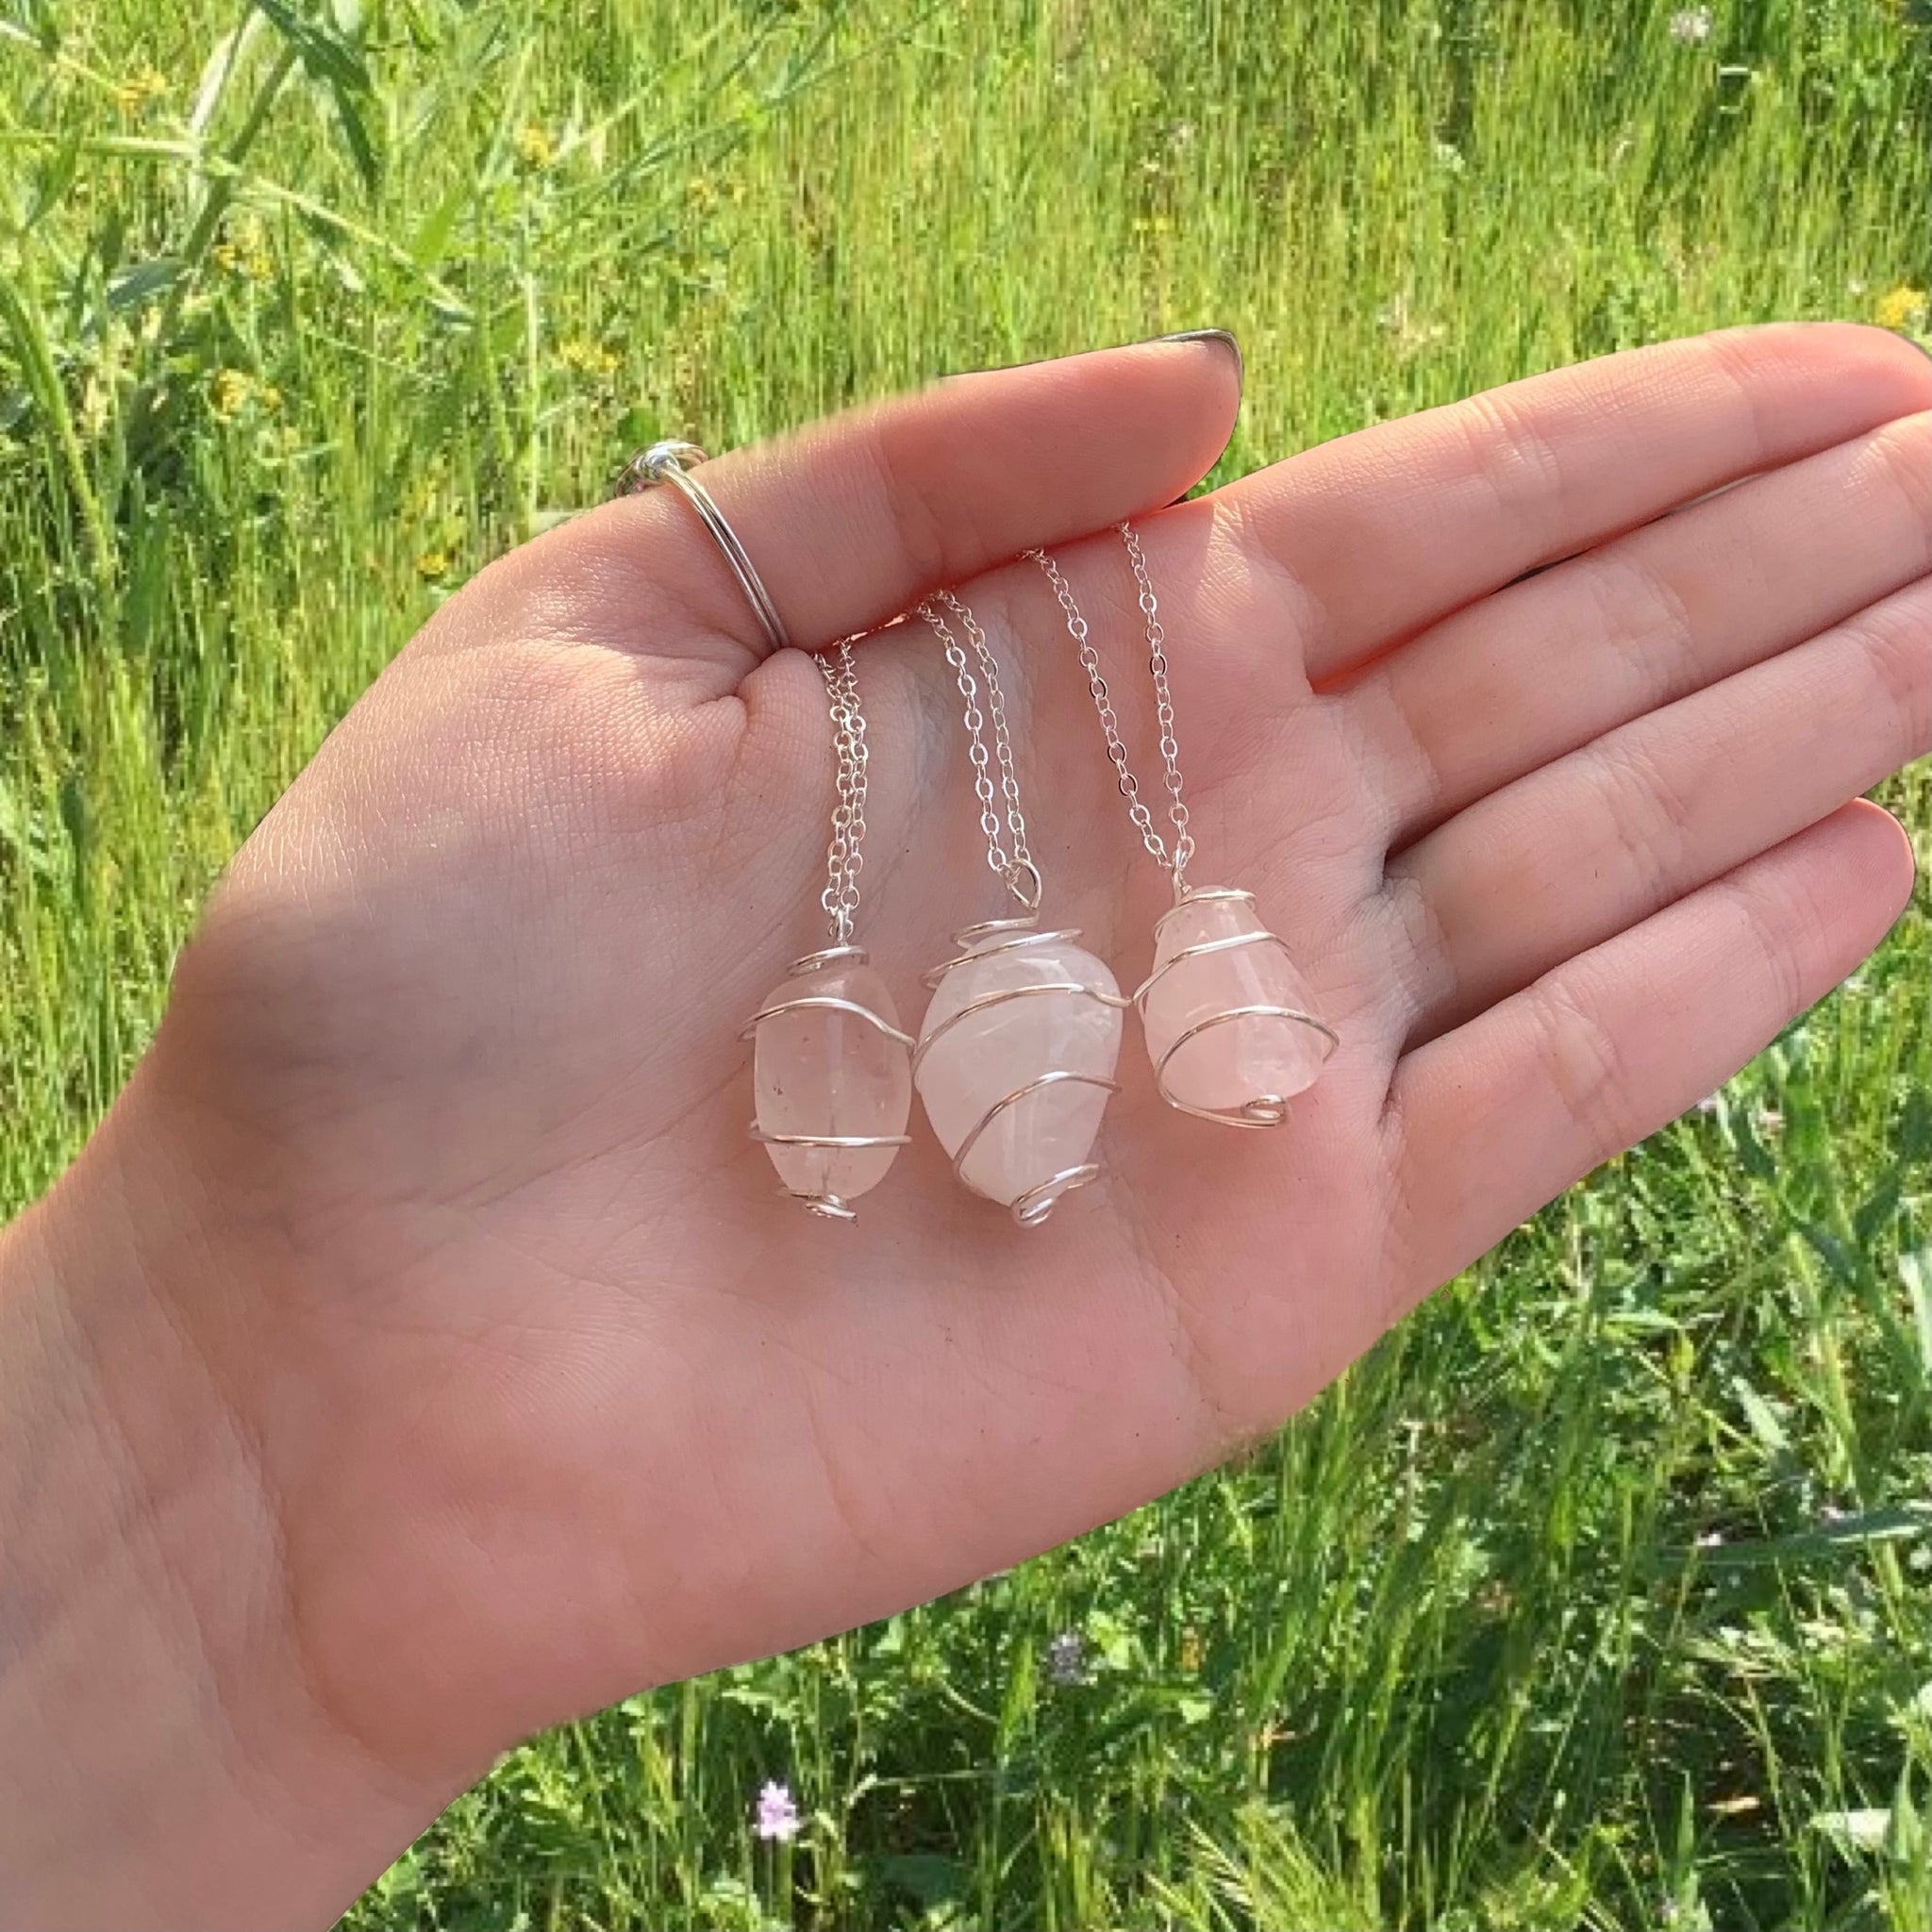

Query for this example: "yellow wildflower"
[213,214,273,281]
[113,65,168,116]
[414,548,451,580]
[557,337,620,376]
[514,123,556,170]
[209,368,252,418]
[1874,284,1928,332]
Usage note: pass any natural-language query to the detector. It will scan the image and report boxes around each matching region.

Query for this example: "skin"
[0,325,1926,1927]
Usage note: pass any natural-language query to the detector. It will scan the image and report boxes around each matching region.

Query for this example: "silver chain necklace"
[1029,522,1338,1130]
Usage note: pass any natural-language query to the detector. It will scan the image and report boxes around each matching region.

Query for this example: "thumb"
[556,333,1242,674]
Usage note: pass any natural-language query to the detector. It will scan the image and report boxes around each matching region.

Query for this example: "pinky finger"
[1383,799,1916,1307]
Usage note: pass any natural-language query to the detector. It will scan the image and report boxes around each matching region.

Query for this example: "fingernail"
[1155,327,1243,392]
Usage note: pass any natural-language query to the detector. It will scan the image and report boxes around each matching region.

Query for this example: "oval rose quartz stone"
[753,960,911,1210]
[1141,892,1333,1121]
[915,931,1123,1220]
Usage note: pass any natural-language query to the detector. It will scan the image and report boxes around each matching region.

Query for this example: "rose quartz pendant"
[914,918,1124,1225]
[745,948,913,1220]
[1138,889,1337,1127]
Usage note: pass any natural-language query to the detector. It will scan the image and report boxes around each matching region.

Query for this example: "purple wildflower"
[754,1779,801,1843]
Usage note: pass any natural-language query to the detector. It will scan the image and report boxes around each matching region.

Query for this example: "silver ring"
[615,440,791,654]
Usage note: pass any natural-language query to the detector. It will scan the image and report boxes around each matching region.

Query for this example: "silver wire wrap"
[615,439,791,655]
[921,914,1126,1227]
[1133,888,1339,1129]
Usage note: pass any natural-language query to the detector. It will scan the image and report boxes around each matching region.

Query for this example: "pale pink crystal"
[753,959,910,1210]
[915,931,1123,1220]
[1141,891,1333,1121]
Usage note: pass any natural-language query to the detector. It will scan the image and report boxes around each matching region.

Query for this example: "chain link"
[817,639,868,942]
[1121,521,1194,891]
[920,592,1041,908]
[1029,521,1192,893]
[1028,545,1167,876]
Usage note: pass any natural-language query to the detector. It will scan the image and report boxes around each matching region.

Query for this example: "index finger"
[1217,322,1932,682]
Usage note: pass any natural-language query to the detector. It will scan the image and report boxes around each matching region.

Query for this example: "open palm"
[131,326,1928,1819]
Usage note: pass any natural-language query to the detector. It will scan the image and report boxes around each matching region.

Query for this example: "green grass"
[3,2,1928,1926]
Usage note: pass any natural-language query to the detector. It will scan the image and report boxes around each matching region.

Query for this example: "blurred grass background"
[2,2,1928,1926]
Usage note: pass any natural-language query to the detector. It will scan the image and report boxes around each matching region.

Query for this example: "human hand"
[4,325,1924,1926]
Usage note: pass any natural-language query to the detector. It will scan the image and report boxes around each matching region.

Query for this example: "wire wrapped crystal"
[915,917,1124,1225]
[746,947,913,1219]
[1137,889,1337,1126]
